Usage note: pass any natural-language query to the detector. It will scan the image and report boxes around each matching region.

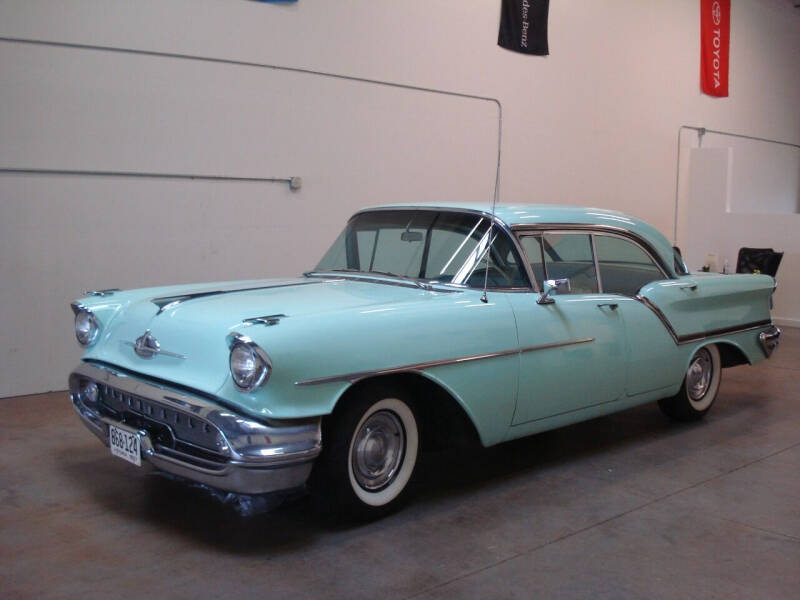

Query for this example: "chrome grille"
[97,383,226,458]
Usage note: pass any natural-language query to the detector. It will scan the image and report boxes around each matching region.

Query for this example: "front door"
[509,232,627,425]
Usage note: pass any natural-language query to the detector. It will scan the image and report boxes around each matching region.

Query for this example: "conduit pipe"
[0,37,502,206]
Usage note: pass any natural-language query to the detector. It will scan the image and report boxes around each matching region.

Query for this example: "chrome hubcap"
[351,410,405,491]
[687,348,713,401]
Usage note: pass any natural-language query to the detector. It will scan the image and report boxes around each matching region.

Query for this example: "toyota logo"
[711,1,721,26]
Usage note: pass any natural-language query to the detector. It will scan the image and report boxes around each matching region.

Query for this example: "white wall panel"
[686,147,800,326]
[0,0,798,396]
[0,41,497,397]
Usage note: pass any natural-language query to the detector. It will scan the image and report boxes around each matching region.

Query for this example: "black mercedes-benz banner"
[498,0,549,55]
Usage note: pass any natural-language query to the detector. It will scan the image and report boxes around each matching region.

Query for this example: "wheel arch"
[681,338,751,372]
[328,372,483,451]
[715,341,751,368]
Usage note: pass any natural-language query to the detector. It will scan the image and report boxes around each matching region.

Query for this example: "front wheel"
[659,344,722,421]
[310,386,419,520]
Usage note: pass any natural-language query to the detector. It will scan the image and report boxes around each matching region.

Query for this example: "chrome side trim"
[759,326,781,358]
[634,295,773,345]
[294,338,595,386]
[634,295,678,341]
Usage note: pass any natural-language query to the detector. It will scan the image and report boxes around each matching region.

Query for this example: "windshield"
[314,210,529,288]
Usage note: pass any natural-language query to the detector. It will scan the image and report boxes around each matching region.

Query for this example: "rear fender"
[638,273,774,342]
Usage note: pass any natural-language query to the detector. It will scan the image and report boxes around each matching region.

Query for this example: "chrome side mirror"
[538,278,570,304]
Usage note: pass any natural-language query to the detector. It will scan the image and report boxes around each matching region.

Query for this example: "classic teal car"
[69,204,781,517]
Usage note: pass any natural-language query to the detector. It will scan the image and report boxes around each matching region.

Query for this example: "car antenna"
[481,105,503,304]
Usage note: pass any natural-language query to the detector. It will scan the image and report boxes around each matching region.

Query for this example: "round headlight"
[74,310,100,347]
[229,339,270,392]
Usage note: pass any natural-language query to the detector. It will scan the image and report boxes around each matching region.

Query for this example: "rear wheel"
[659,344,722,421]
[310,385,419,520]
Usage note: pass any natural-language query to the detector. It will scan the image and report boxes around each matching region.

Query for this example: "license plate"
[108,424,141,467]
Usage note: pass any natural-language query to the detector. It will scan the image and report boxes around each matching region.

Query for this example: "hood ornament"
[124,330,186,360]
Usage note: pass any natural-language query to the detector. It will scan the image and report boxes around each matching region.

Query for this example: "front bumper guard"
[69,362,321,495]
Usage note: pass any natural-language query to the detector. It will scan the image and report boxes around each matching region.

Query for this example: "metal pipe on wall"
[0,167,302,190]
[0,36,503,207]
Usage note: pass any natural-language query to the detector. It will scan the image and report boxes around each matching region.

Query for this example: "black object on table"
[736,247,783,277]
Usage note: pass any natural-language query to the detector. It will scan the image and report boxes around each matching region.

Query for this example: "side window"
[595,235,663,296]
[519,235,546,289]
[542,233,599,294]
[479,231,529,288]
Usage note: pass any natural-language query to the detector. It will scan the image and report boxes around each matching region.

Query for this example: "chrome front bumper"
[69,362,321,495]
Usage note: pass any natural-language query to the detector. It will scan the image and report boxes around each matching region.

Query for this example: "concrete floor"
[1,329,798,599]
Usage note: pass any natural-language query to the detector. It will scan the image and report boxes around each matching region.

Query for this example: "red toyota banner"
[700,0,730,97]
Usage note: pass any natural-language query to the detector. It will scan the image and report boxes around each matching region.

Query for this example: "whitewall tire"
[659,344,722,421]
[310,385,420,519]
[347,398,418,507]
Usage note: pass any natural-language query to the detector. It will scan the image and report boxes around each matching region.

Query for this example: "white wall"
[1,0,799,397]
[685,145,800,327]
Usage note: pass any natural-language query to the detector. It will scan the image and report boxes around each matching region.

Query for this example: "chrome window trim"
[517,234,550,284]
[512,224,674,280]
[294,337,594,386]
[592,232,676,298]
[589,231,670,286]
[516,230,602,294]
[590,233,604,293]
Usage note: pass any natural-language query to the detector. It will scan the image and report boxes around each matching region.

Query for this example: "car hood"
[80,276,437,395]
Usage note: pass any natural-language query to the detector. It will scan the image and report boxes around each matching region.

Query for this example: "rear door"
[592,234,679,395]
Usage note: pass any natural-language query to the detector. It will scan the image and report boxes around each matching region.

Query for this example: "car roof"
[357,203,678,278]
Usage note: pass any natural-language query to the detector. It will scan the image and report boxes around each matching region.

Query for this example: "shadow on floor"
[57,370,770,556]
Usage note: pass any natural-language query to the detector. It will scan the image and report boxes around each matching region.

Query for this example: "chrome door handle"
[678,283,697,291]
[597,303,618,310]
